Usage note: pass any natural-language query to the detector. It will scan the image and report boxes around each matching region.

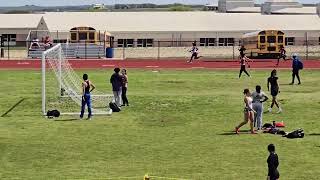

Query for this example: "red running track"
[1,59,320,69]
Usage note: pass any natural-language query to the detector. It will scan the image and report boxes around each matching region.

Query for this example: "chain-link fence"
[0,39,320,60]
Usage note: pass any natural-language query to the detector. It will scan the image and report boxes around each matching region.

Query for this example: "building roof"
[42,12,320,32]
[265,0,299,2]
[0,14,43,29]
[272,7,316,14]
[228,7,261,13]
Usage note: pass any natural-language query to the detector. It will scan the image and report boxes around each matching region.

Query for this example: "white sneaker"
[268,108,272,113]
[277,108,282,113]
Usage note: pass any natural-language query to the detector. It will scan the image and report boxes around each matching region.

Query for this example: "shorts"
[279,54,286,59]
[244,107,253,112]
[271,89,279,97]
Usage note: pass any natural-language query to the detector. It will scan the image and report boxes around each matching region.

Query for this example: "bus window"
[71,33,77,41]
[79,32,87,41]
[278,36,284,43]
[260,36,266,43]
[267,36,276,43]
[89,32,95,40]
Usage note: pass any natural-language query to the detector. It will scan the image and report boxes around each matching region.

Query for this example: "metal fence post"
[85,40,87,59]
[7,38,9,60]
[123,46,125,60]
[232,44,235,60]
[305,32,309,60]
[158,41,160,60]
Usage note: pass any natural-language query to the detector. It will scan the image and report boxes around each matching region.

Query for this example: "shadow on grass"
[218,130,251,136]
[309,133,320,136]
[53,118,79,122]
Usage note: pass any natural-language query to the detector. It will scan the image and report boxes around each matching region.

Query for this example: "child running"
[267,69,282,113]
[267,144,280,180]
[277,45,287,66]
[239,55,251,78]
[235,89,257,134]
[80,73,96,120]
[188,42,201,63]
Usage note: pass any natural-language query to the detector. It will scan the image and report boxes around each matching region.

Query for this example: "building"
[34,12,320,47]
[92,4,106,10]
[262,0,302,14]
[0,14,42,46]
[218,0,255,13]
[0,11,320,48]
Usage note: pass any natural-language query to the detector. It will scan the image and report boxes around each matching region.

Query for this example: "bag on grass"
[285,129,304,139]
[47,110,60,118]
[109,102,121,112]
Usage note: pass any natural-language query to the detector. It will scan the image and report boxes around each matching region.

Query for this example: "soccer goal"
[41,43,113,116]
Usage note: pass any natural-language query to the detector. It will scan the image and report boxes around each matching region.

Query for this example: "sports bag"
[109,102,121,112]
[285,129,304,139]
[46,110,60,118]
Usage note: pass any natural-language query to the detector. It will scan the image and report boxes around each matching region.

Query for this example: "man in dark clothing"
[239,45,246,58]
[290,53,302,85]
[267,144,280,180]
[110,68,123,107]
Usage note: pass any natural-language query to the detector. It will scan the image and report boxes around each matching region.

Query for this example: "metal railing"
[0,40,320,60]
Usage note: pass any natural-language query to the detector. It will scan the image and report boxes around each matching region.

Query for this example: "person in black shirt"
[239,45,246,58]
[110,68,123,107]
[277,45,287,66]
[267,144,280,180]
[80,74,95,120]
[267,69,282,113]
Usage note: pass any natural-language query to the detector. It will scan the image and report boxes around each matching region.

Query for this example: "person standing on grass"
[267,69,282,113]
[80,74,95,120]
[277,45,287,66]
[235,89,257,134]
[239,55,251,78]
[110,68,123,107]
[267,144,280,180]
[290,53,302,85]
[252,85,269,130]
[188,42,201,63]
[121,69,129,107]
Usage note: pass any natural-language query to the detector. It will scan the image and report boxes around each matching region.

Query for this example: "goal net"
[42,43,113,116]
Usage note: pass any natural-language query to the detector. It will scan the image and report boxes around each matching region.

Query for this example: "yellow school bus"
[241,30,285,58]
[69,26,113,47]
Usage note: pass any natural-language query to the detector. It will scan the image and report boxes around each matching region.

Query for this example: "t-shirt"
[190,46,198,54]
[251,91,267,103]
[110,73,122,91]
[267,153,280,178]
[268,76,279,90]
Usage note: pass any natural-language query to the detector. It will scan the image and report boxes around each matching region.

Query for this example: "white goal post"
[41,43,113,116]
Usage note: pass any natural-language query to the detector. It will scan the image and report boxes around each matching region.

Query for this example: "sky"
[0,0,318,7]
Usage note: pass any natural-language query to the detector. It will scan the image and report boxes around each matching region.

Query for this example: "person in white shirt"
[235,89,257,134]
[188,42,201,63]
[252,85,269,130]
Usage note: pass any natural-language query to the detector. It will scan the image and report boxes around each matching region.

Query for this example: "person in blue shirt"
[290,53,302,85]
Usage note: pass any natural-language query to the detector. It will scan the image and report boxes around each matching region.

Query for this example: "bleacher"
[28,43,105,59]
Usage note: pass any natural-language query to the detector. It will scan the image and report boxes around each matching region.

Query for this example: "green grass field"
[0,69,319,180]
